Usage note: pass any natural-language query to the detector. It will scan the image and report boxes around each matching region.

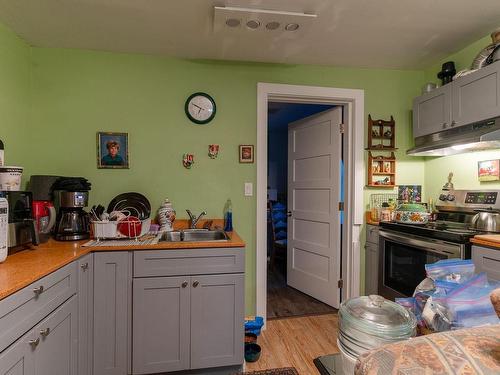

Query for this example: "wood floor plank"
[245,313,340,374]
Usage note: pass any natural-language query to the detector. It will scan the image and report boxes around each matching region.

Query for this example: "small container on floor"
[245,332,258,343]
[244,343,261,362]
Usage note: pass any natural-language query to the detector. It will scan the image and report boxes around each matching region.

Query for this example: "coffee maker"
[54,191,90,241]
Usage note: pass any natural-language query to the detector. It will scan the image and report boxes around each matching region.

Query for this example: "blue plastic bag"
[425,259,475,284]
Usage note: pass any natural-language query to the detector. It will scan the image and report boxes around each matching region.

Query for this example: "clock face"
[185,93,216,124]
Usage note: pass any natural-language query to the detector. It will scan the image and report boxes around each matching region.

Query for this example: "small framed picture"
[478,160,500,181]
[97,132,129,169]
[239,145,254,163]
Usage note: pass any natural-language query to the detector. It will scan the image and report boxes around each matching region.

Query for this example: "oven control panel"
[436,189,500,212]
[465,192,498,204]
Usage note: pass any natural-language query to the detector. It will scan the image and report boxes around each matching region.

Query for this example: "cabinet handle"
[40,327,50,337]
[33,286,44,295]
[181,281,188,288]
[80,263,89,270]
[29,338,40,347]
[442,122,448,128]
[192,280,199,288]
[451,120,456,127]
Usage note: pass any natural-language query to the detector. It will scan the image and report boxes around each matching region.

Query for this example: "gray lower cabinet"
[365,224,379,296]
[33,295,78,375]
[0,329,36,375]
[472,245,500,281]
[132,273,244,374]
[93,252,130,375]
[77,254,94,375]
[132,276,190,374]
[190,274,244,370]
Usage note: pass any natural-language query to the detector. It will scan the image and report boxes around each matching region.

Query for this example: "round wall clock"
[185,92,216,124]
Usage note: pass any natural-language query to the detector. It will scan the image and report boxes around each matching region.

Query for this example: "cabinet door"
[77,254,93,375]
[93,252,130,375]
[472,245,500,281]
[452,62,500,127]
[413,84,452,137]
[190,274,244,369]
[365,242,379,296]
[0,329,35,375]
[132,276,190,374]
[33,296,78,375]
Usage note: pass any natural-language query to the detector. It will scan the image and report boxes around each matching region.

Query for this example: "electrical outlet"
[244,182,253,196]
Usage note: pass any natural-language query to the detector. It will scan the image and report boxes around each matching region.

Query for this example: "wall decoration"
[208,144,220,159]
[366,115,397,188]
[183,154,195,169]
[239,145,254,163]
[185,92,216,124]
[398,185,422,203]
[478,159,500,181]
[97,132,129,169]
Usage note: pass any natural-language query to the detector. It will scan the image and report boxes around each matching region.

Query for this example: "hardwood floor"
[267,264,337,319]
[245,314,340,374]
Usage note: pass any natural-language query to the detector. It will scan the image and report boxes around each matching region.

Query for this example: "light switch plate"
[244,182,253,196]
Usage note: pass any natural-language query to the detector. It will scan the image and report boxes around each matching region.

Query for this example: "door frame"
[256,83,364,321]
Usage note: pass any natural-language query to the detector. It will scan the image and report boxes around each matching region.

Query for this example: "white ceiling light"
[285,23,300,31]
[246,20,261,29]
[214,6,317,34]
[266,21,281,30]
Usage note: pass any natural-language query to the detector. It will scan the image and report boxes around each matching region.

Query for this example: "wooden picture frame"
[97,132,129,169]
[239,145,254,163]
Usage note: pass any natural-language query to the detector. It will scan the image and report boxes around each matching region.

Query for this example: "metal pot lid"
[340,295,416,331]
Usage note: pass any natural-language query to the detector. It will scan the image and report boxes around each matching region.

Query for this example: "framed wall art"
[97,132,129,169]
[239,145,254,163]
[478,159,500,181]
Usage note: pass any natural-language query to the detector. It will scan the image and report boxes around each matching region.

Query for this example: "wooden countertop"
[0,227,245,301]
[471,234,500,250]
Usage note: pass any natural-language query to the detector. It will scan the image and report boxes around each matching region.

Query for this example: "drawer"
[472,245,500,281]
[0,261,77,353]
[366,225,379,244]
[134,248,245,277]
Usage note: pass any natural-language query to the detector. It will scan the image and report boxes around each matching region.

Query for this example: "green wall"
[423,34,500,197]
[1,22,428,312]
[0,22,31,167]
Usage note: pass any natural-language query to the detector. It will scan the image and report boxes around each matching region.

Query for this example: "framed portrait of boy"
[239,145,254,163]
[97,132,129,169]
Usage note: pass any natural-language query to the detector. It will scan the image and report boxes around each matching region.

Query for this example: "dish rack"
[370,194,398,221]
[91,218,151,240]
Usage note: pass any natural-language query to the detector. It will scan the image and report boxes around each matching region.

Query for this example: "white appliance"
[0,198,8,262]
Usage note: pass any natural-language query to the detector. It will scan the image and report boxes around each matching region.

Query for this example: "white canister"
[0,166,23,191]
[158,199,176,232]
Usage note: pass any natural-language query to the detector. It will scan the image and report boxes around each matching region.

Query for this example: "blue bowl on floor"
[244,343,261,362]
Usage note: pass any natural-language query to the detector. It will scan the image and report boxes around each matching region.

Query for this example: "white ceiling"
[0,0,499,69]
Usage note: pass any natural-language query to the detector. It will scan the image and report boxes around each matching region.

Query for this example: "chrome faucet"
[186,209,207,229]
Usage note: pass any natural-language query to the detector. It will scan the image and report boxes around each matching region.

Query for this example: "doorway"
[267,102,339,319]
[256,83,365,323]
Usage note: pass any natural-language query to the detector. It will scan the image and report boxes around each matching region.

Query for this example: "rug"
[237,368,299,375]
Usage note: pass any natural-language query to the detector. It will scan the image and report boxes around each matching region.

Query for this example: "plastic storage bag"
[425,259,475,284]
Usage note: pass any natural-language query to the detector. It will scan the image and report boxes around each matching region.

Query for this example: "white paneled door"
[287,107,343,308]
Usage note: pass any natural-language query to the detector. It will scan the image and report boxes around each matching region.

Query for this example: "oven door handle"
[379,230,461,257]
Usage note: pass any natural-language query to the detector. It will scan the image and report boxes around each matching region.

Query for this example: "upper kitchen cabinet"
[413,84,452,138]
[452,61,500,127]
[412,61,500,138]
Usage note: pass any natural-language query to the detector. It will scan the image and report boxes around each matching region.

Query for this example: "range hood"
[407,116,500,156]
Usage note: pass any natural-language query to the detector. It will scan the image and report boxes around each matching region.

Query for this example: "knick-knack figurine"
[183,154,194,169]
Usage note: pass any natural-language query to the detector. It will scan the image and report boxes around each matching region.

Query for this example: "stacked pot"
[338,295,417,374]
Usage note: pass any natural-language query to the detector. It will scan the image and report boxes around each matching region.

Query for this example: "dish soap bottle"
[158,199,176,232]
[224,199,233,232]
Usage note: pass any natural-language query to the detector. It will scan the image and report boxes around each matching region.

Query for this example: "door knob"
[29,338,40,347]
[181,281,188,288]
[80,263,89,270]
[33,286,44,295]
[40,328,50,337]
[192,280,199,288]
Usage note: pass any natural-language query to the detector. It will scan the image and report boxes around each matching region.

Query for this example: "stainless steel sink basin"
[159,229,229,242]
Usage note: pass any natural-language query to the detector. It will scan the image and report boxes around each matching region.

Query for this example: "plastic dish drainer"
[91,218,151,241]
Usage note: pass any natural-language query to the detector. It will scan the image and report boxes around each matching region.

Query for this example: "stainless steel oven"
[378,229,467,300]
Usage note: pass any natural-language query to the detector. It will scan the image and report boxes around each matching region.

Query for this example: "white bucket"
[0,166,23,191]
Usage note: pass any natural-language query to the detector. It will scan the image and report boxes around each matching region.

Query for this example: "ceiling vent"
[214,6,317,33]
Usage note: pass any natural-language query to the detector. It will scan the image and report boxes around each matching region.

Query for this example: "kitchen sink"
[159,229,229,242]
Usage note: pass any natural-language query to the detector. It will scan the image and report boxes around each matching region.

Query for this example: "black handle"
[24,218,39,246]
